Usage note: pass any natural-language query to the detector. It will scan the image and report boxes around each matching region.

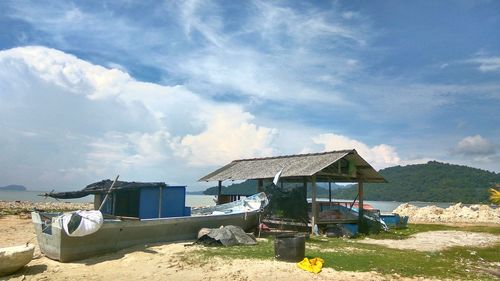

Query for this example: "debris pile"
[0,201,93,216]
[393,203,500,224]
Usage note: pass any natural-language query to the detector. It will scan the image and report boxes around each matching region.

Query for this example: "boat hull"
[0,244,35,277]
[32,211,259,262]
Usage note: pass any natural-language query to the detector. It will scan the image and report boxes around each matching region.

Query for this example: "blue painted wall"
[137,186,187,219]
[161,186,186,218]
[139,187,161,219]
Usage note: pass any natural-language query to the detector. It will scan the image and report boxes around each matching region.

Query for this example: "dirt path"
[360,231,499,251]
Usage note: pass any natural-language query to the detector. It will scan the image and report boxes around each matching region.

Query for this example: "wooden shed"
[199,149,386,233]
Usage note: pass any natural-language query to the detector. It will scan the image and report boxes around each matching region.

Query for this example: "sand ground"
[1,215,498,281]
[360,230,499,251]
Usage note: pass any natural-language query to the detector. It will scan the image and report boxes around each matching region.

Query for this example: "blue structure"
[99,184,190,219]
[380,214,409,229]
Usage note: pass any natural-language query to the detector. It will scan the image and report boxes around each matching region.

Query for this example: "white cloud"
[466,56,500,72]
[171,0,367,107]
[311,133,401,169]
[454,135,496,156]
[0,46,131,100]
[252,1,366,46]
[0,46,276,188]
[177,106,275,166]
[342,11,360,20]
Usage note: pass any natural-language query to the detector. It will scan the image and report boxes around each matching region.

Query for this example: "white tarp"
[62,210,103,237]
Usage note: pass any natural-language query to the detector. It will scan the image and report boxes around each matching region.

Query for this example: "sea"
[0,190,458,212]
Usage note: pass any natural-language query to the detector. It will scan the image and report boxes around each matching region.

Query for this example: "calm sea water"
[0,190,456,212]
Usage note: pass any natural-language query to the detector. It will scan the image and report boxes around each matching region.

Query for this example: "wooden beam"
[311,175,318,235]
[358,180,364,232]
[303,177,307,202]
[257,179,264,192]
[217,181,222,205]
[328,181,332,203]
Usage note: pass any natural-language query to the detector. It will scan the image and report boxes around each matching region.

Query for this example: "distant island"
[200,161,499,204]
[0,184,27,191]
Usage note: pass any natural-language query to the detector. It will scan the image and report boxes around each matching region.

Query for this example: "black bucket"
[274,233,305,262]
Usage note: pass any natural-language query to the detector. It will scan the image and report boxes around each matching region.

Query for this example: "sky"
[0,0,499,191]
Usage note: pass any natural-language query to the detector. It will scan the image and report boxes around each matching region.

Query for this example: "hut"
[199,149,386,233]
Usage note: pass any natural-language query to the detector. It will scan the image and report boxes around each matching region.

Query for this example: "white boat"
[0,244,35,277]
[32,180,268,262]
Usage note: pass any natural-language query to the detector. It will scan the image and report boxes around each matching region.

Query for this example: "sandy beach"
[0,219,497,281]
[1,201,499,281]
[0,215,408,281]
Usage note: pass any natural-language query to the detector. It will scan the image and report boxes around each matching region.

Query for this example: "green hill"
[332,161,499,203]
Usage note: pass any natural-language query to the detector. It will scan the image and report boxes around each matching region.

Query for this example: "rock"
[393,203,500,224]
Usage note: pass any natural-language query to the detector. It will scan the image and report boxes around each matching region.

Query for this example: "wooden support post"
[328,180,332,203]
[311,175,318,235]
[217,181,222,205]
[257,179,264,192]
[358,180,365,233]
[303,177,307,200]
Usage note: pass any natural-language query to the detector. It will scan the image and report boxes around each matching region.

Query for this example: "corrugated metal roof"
[199,149,386,183]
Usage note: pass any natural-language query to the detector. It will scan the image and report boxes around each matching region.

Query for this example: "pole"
[358,181,365,233]
[328,181,332,203]
[217,181,222,205]
[311,175,318,235]
[99,175,120,211]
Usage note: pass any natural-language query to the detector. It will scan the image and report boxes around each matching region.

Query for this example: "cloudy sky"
[0,1,499,191]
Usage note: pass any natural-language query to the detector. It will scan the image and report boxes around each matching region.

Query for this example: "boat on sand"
[0,244,35,277]
[32,180,268,262]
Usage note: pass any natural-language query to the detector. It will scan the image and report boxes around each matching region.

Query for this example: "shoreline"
[0,200,93,216]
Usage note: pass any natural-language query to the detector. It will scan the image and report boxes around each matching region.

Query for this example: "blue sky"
[0,0,498,191]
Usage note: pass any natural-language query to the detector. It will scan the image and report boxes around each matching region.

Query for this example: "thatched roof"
[199,149,386,183]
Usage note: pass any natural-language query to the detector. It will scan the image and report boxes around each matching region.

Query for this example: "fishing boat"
[0,244,34,276]
[32,179,268,262]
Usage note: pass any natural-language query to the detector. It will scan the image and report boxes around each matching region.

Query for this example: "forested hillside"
[332,161,499,203]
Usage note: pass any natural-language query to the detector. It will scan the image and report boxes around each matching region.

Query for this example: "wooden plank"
[328,181,332,203]
[217,181,222,205]
[257,179,264,192]
[311,175,318,235]
[358,181,364,227]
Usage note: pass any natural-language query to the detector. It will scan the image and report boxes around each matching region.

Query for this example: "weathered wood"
[257,179,264,192]
[328,181,332,203]
[303,177,307,202]
[217,181,222,205]
[358,180,364,230]
[311,175,318,235]
[99,175,120,211]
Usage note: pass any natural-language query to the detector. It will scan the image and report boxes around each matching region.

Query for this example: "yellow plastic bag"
[297,257,324,274]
